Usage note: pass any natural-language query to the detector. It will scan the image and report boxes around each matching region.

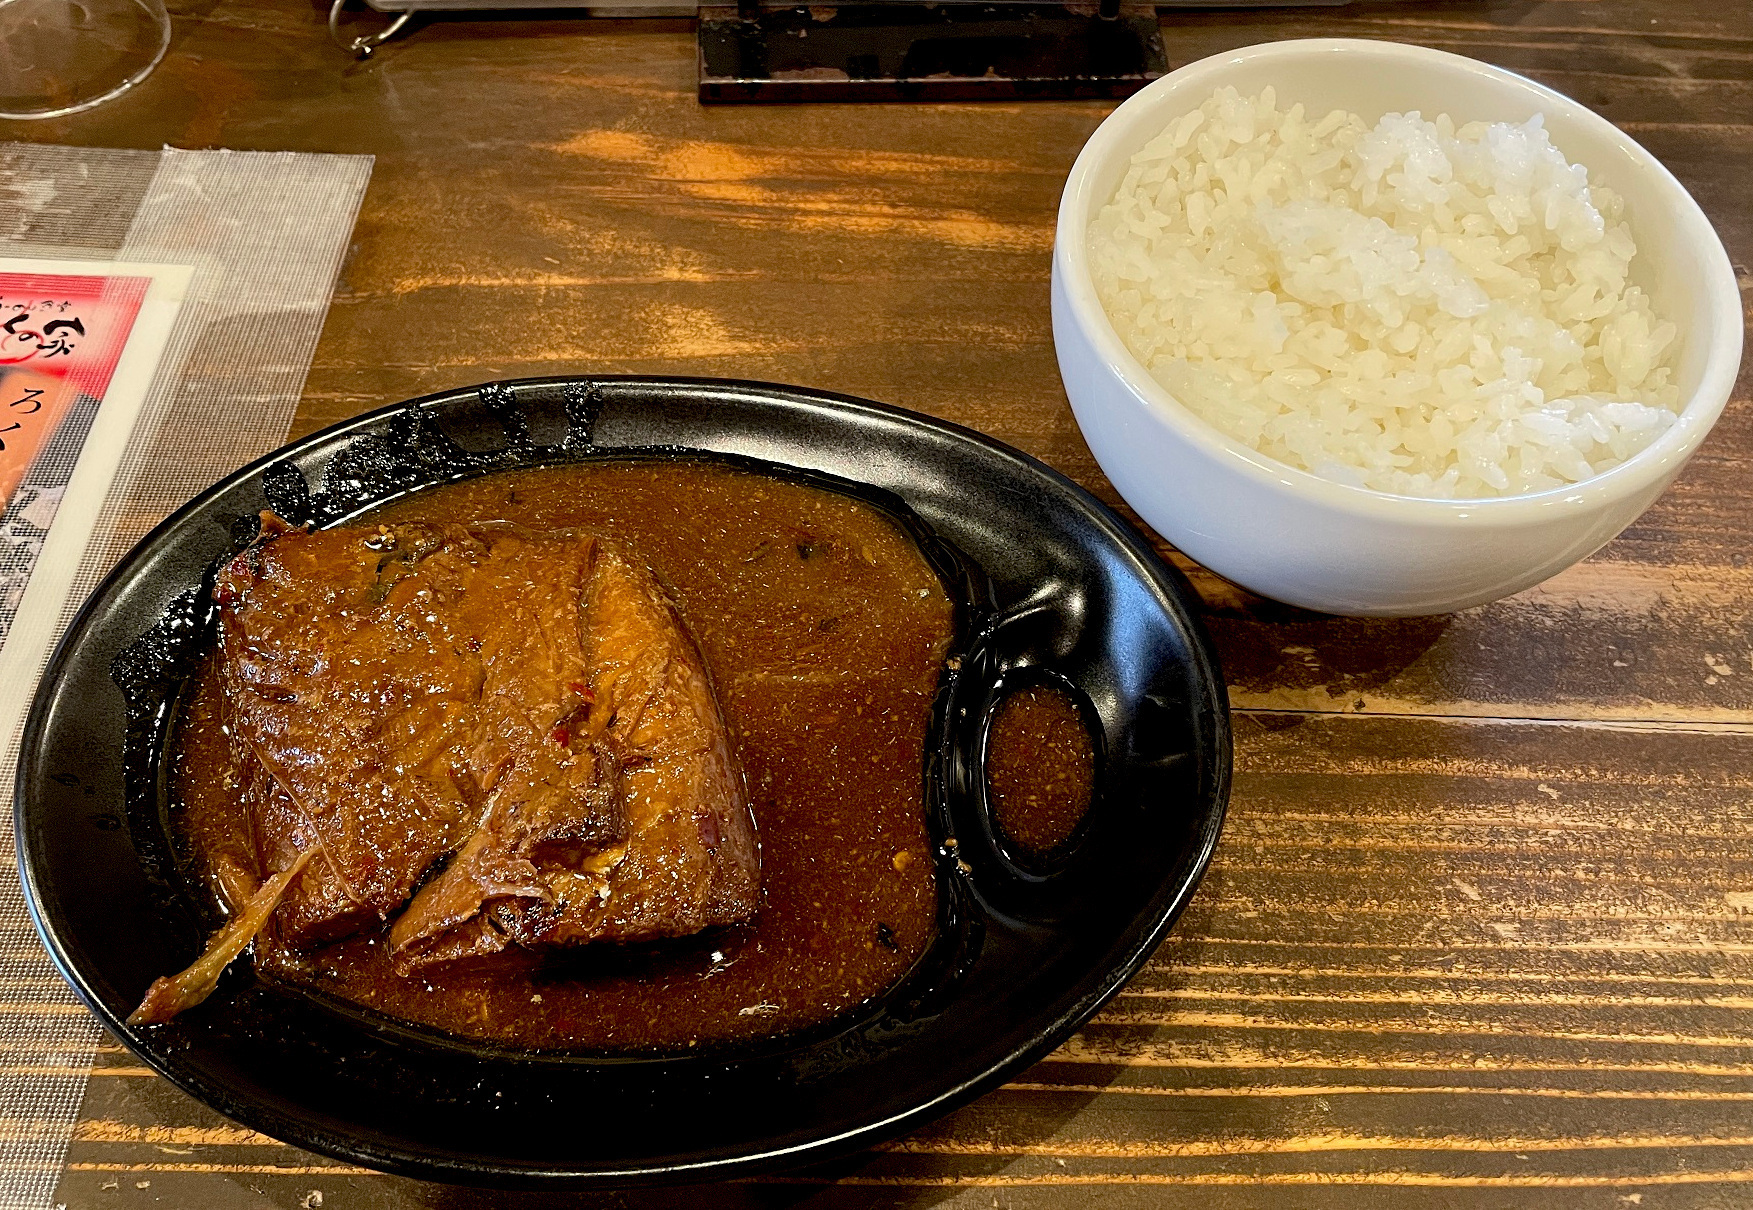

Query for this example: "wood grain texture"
[5,0,1750,1203]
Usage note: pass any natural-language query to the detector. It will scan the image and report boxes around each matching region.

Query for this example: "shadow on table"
[50,1030,1116,1210]
[1193,576,1461,713]
[379,1073,1111,1210]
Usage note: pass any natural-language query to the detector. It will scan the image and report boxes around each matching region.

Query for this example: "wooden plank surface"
[4,0,1749,1203]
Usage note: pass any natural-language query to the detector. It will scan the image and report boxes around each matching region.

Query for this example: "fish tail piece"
[126,847,315,1026]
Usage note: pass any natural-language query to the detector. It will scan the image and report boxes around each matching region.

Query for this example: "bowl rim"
[1054,36,1744,527]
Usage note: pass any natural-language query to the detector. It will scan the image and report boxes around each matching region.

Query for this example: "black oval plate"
[17,377,1229,1188]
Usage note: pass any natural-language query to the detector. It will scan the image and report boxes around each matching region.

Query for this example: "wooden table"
[10,0,1751,1204]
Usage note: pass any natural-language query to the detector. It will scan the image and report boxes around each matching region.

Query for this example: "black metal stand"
[698,1,1168,103]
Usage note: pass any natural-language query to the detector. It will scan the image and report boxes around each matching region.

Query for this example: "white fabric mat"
[0,144,372,1210]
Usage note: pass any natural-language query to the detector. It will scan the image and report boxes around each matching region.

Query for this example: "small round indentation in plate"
[979,669,1101,878]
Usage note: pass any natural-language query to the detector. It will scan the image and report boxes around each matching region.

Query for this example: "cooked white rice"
[1088,86,1680,499]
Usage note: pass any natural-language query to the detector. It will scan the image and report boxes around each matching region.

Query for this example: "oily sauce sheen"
[171,461,955,1050]
[986,683,1095,858]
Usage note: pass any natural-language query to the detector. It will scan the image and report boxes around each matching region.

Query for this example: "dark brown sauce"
[985,683,1095,858]
[171,460,956,1051]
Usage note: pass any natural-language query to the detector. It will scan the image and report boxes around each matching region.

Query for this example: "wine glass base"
[0,0,172,120]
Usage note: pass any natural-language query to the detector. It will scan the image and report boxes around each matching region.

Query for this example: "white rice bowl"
[1088,85,1680,500]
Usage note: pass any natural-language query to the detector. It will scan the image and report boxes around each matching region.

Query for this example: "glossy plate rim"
[16,375,1230,1187]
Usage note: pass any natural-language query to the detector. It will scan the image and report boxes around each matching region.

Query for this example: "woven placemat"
[0,144,372,1210]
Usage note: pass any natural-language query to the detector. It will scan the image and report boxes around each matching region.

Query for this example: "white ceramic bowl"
[1052,38,1743,616]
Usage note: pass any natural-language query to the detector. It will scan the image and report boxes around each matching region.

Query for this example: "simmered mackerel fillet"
[388,536,761,973]
[130,514,758,1023]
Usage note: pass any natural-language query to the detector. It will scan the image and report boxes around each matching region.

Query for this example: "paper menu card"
[0,272,152,512]
[0,258,190,655]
